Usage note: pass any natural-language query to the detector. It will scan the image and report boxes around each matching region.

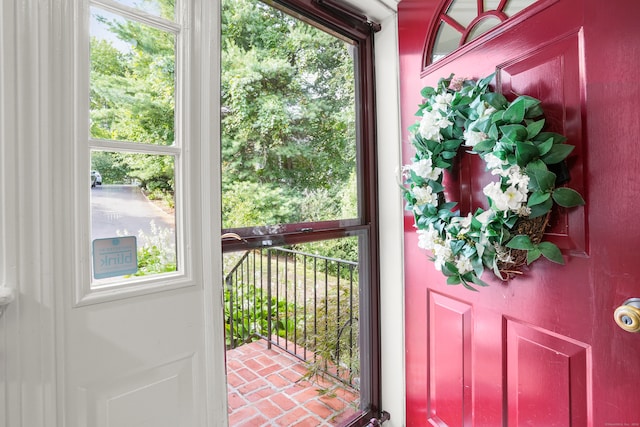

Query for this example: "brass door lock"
[614,298,640,333]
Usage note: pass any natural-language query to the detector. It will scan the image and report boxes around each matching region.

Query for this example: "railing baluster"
[293,252,297,357]
[336,261,341,379]
[284,249,288,352]
[267,249,272,350]
[324,258,329,374]
[349,264,354,380]
[303,254,307,361]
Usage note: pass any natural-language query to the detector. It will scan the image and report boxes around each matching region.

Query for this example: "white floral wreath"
[403,74,585,290]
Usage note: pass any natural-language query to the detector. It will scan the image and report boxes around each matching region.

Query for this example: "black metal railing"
[224,247,359,389]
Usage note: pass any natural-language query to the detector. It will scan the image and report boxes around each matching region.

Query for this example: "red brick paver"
[226,340,359,426]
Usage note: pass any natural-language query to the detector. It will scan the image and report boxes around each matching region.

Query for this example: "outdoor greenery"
[221,0,357,228]
[224,281,297,348]
[224,254,360,390]
[90,0,357,229]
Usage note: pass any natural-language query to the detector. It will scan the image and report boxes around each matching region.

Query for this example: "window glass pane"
[109,0,175,21]
[467,16,502,41]
[90,151,177,285]
[503,0,538,16]
[223,235,366,424]
[90,7,176,145]
[446,0,476,27]
[484,0,503,10]
[221,0,357,229]
[432,22,462,63]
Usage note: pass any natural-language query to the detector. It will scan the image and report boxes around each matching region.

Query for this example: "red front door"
[399,0,640,425]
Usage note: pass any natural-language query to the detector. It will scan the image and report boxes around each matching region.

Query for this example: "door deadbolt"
[614,298,640,333]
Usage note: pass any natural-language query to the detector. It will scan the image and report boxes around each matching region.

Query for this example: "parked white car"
[91,170,102,187]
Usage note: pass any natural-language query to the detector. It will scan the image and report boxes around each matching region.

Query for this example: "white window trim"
[74,0,197,306]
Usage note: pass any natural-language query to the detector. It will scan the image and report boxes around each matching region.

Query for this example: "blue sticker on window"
[92,236,138,279]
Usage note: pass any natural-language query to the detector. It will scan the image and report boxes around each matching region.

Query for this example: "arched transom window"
[427,0,539,66]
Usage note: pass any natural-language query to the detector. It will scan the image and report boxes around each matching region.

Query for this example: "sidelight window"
[85,0,183,297]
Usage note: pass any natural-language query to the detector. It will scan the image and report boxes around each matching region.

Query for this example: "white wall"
[375,13,407,427]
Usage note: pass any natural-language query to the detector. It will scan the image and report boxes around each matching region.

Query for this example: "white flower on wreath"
[419,109,452,141]
[505,166,530,189]
[463,128,488,148]
[407,157,443,181]
[483,181,527,212]
[417,225,440,251]
[455,256,474,275]
[412,185,439,206]
[483,152,507,170]
[433,241,453,271]
[477,102,496,119]
[433,93,454,111]
[449,212,473,236]
[475,209,495,226]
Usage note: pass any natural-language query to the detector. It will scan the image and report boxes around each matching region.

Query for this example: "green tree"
[221,0,356,227]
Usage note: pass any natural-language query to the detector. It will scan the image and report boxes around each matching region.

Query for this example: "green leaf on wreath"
[429,180,444,193]
[501,124,529,143]
[442,262,458,276]
[478,73,496,88]
[435,158,452,169]
[491,110,506,124]
[526,159,548,173]
[538,242,565,264]
[447,275,462,285]
[526,248,542,264]
[528,197,553,218]
[441,150,458,159]
[523,105,544,119]
[483,92,508,110]
[470,116,492,134]
[516,141,539,166]
[528,168,556,192]
[503,98,526,123]
[450,239,465,255]
[488,123,499,140]
[461,278,481,292]
[519,95,542,110]
[528,190,551,206]
[443,139,463,150]
[526,119,545,139]
[472,138,496,153]
[504,213,519,228]
[552,187,585,207]
[469,274,489,288]
[542,144,575,164]
[533,131,567,145]
[421,86,436,98]
[506,235,535,250]
[536,137,554,157]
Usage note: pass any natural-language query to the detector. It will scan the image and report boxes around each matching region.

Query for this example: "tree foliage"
[221,0,356,227]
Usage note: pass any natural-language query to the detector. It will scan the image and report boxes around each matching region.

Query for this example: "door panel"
[399,0,640,424]
[505,318,590,426]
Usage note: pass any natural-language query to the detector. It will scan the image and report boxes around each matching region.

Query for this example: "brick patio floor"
[226,340,360,426]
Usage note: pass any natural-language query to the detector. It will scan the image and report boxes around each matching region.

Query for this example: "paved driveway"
[91,185,175,245]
